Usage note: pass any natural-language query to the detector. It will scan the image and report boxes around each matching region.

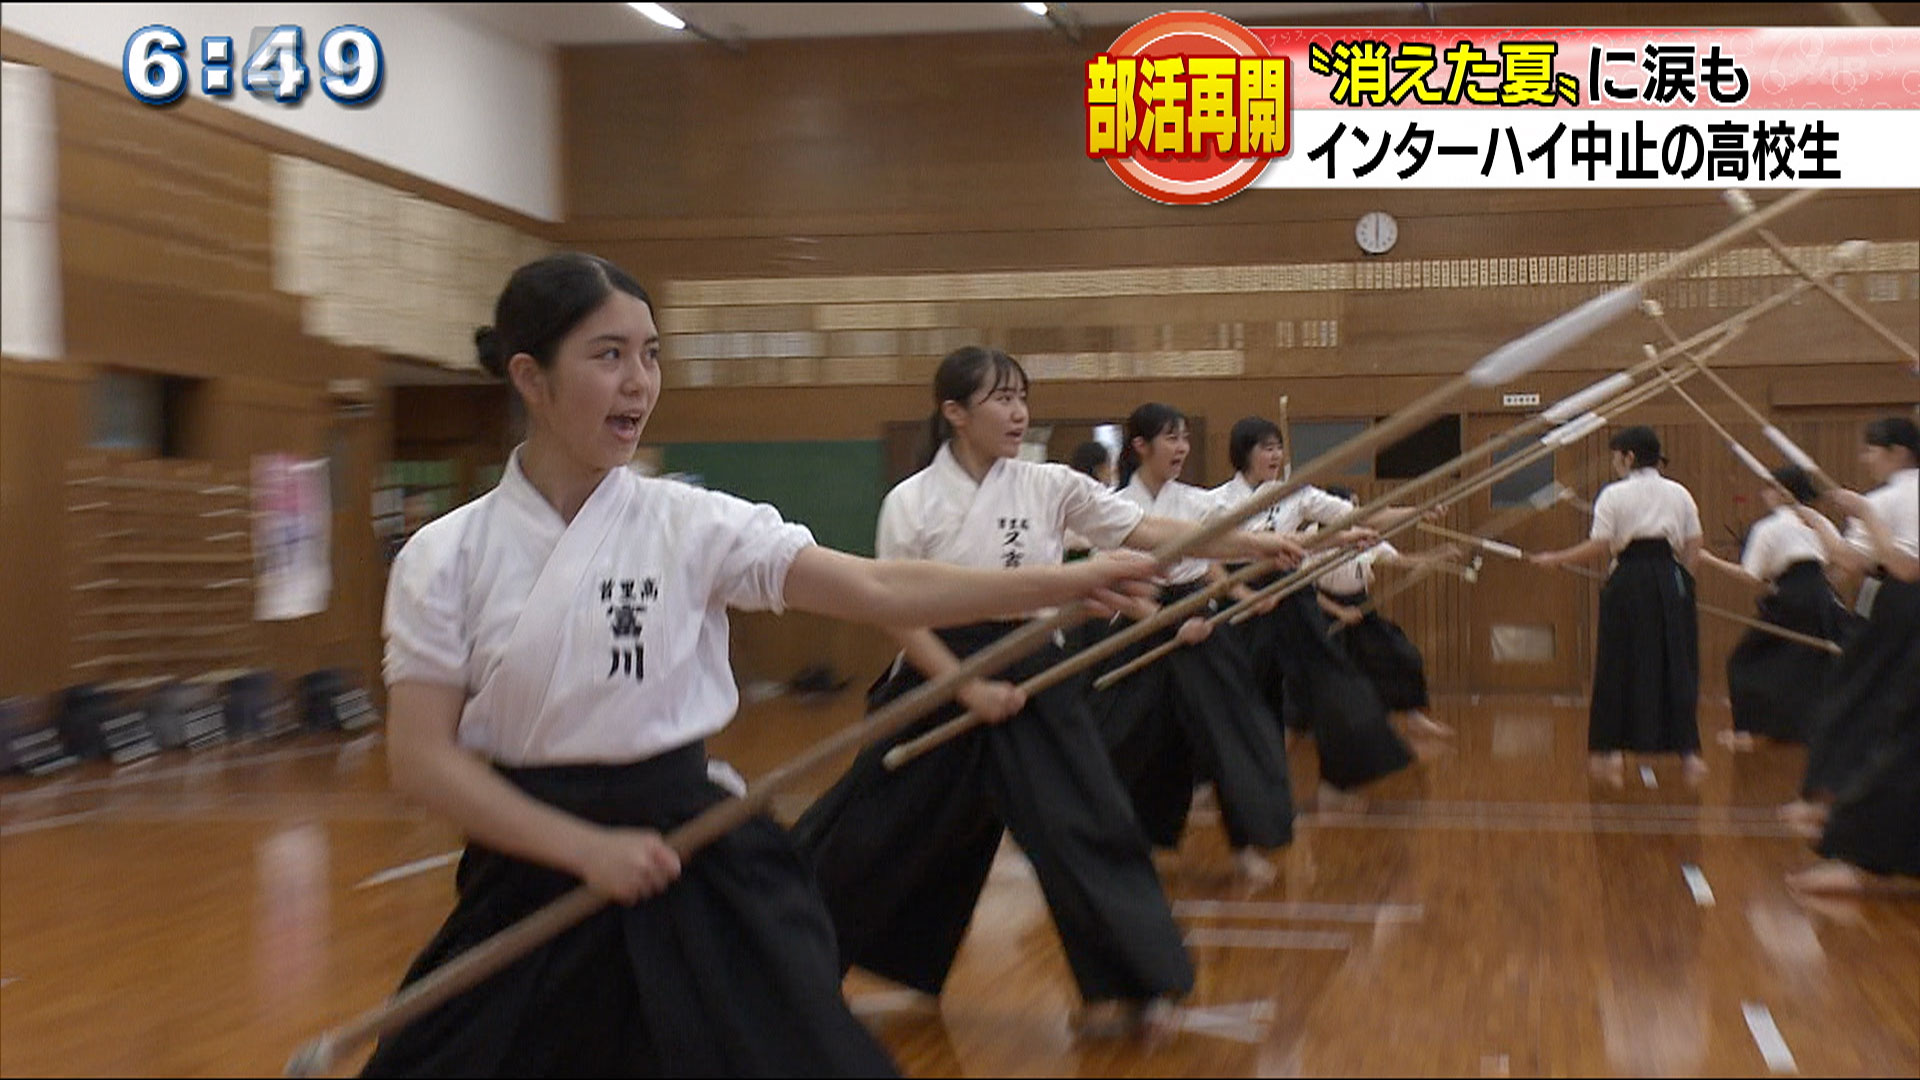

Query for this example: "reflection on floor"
[2,695,1914,1077]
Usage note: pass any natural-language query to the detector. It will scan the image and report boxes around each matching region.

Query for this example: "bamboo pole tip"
[881,747,910,771]
[1643,343,1662,362]
[283,1037,335,1077]
[1722,188,1757,216]
[1833,239,1871,267]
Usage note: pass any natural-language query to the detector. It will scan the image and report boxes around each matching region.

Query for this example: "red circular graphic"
[1100,12,1277,205]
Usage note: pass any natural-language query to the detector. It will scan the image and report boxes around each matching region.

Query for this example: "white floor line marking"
[354,850,462,889]
[1743,1001,1798,1074]
[1182,927,1352,950]
[1301,813,1801,838]
[1173,899,1425,923]
[848,989,937,1017]
[1682,864,1716,906]
[0,810,105,837]
[1641,765,1660,789]
[1365,799,1786,821]
[1179,1000,1274,1044]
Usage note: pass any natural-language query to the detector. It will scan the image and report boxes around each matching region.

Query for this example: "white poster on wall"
[253,455,332,621]
[1,61,63,361]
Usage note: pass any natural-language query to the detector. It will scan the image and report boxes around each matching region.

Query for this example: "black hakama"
[1092,582,1294,851]
[1588,538,1700,755]
[1229,569,1296,729]
[1245,583,1413,790]
[1801,576,1920,801]
[1725,560,1848,743]
[1322,587,1431,712]
[1816,587,1920,876]
[790,622,1194,1005]
[360,743,898,1078]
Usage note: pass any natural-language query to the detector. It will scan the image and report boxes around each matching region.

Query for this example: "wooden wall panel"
[557,14,1918,695]
[0,359,91,697]
[0,42,414,700]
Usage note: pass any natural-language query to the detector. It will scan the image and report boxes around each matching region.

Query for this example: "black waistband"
[497,741,707,795]
[1321,587,1370,607]
[1773,559,1827,585]
[493,741,724,830]
[932,620,1046,657]
[1159,579,1211,604]
[1617,538,1676,560]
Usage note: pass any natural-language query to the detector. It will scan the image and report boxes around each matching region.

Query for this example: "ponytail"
[1119,402,1186,488]
[921,346,1029,468]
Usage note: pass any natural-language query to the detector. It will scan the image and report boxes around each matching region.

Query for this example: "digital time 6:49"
[123,24,383,107]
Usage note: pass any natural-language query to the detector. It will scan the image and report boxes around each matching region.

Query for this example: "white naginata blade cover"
[1731,441,1772,480]
[1480,538,1525,560]
[1763,425,1820,470]
[1468,285,1644,387]
[1544,411,1607,447]
[1543,373,1634,423]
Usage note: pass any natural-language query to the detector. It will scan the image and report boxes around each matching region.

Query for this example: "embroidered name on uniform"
[997,517,1032,568]
[601,577,658,681]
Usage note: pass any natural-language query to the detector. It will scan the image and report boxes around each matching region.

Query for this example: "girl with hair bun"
[1694,465,1851,750]
[1532,425,1707,786]
[795,349,1306,1038]
[1091,403,1295,886]
[1780,416,1920,881]
[367,257,1165,1076]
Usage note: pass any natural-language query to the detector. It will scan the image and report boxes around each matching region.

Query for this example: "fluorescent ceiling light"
[1022,2,1049,15]
[629,3,686,31]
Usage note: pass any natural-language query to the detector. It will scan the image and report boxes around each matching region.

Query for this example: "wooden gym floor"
[1,694,1915,1078]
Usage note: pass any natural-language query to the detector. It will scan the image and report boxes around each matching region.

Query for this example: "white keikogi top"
[1317,541,1400,596]
[1589,468,1703,554]
[383,448,814,766]
[1845,467,1919,562]
[1741,506,1830,583]
[876,444,1143,577]
[1210,474,1356,535]
[1114,474,1220,586]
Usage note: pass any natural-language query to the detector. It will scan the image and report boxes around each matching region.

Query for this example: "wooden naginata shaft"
[1423,515,1845,655]
[1552,561,1845,655]
[1091,358,1705,693]
[1099,251,1844,684]
[283,186,1822,1078]
[1328,481,1573,637]
[1635,250,1862,494]
[1222,257,1837,626]
[1720,190,1915,364]
[886,190,1824,767]
[1227,250,1843,625]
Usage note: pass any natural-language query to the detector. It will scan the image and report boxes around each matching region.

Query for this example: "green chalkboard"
[661,441,885,557]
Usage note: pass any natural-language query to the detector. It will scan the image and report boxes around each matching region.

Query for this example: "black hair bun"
[475,326,507,378]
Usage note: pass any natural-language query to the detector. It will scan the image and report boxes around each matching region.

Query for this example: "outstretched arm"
[1695,549,1763,587]
[1121,515,1308,568]
[781,546,1154,629]
[1530,537,1612,568]
[1821,490,1919,583]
